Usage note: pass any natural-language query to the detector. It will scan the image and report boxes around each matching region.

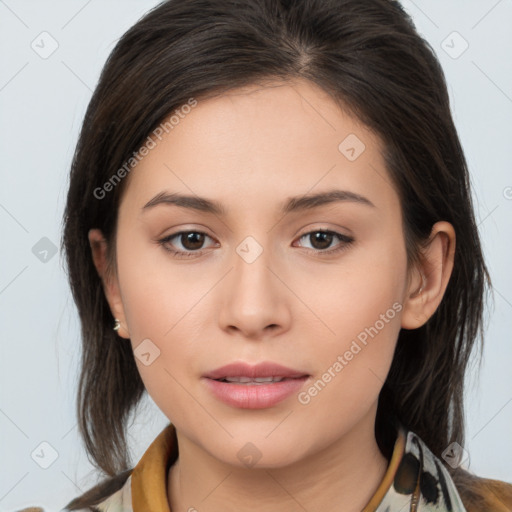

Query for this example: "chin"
[206,433,309,470]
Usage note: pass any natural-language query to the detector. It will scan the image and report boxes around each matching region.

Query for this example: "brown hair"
[61,0,491,509]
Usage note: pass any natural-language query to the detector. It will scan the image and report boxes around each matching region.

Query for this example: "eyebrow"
[141,189,376,216]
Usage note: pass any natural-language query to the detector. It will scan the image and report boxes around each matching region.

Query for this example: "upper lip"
[203,361,309,380]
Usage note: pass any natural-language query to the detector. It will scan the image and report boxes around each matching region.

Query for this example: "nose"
[217,239,292,340]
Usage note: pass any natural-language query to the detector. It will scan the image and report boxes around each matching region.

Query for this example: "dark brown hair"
[61,0,492,509]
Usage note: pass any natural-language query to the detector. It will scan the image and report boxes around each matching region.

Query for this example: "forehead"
[119,79,397,218]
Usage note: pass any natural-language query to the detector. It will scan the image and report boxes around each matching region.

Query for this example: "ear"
[88,228,130,339]
[401,221,456,330]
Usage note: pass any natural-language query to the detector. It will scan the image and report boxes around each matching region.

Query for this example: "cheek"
[297,289,403,437]
[300,235,406,398]
[116,231,199,338]
[306,235,407,343]
[115,236,213,397]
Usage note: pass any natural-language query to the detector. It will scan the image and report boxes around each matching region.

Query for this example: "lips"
[202,361,309,381]
[204,376,310,408]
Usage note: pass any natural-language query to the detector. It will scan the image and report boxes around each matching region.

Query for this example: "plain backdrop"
[0,1,511,510]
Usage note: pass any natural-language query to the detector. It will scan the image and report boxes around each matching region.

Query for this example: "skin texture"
[89,78,455,512]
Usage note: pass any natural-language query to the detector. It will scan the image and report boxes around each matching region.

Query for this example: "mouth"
[210,376,308,385]
[202,361,309,381]
[203,373,310,409]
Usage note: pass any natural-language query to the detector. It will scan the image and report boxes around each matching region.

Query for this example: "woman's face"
[102,79,417,467]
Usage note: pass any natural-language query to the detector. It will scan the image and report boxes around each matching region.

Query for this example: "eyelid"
[160,230,218,253]
[294,229,354,253]
[295,223,353,239]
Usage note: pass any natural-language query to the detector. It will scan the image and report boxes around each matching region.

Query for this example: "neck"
[167,404,391,512]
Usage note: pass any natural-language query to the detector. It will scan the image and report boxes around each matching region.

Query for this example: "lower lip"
[202,376,309,409]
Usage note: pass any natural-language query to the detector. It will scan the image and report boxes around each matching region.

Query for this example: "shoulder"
[452,468,512,512]
[405,429,512,512]
[69,470,132,511]
[17,470,133,512]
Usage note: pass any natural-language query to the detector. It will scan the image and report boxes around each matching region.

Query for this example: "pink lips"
[203,361,308,380]
[202,361,310,409]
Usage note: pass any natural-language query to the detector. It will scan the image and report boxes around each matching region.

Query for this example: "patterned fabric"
[22,422,495,512]
[369,429,467,511]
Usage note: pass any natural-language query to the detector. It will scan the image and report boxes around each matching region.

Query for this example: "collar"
[368,426,467,511]
[127,422,467,512]
[130,422,178,511]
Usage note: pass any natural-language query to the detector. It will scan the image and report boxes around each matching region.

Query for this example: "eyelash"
[157,229,355,259]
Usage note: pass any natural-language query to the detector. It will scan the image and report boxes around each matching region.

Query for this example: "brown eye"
[296,230,355,255]
[158,230,217,258]
[180,232,206,250]
[308,231,334,250]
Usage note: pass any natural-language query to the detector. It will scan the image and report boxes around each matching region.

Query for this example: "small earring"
[113,318,121,331]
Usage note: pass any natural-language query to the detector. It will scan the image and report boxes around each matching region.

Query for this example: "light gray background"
[0,1,511,510]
